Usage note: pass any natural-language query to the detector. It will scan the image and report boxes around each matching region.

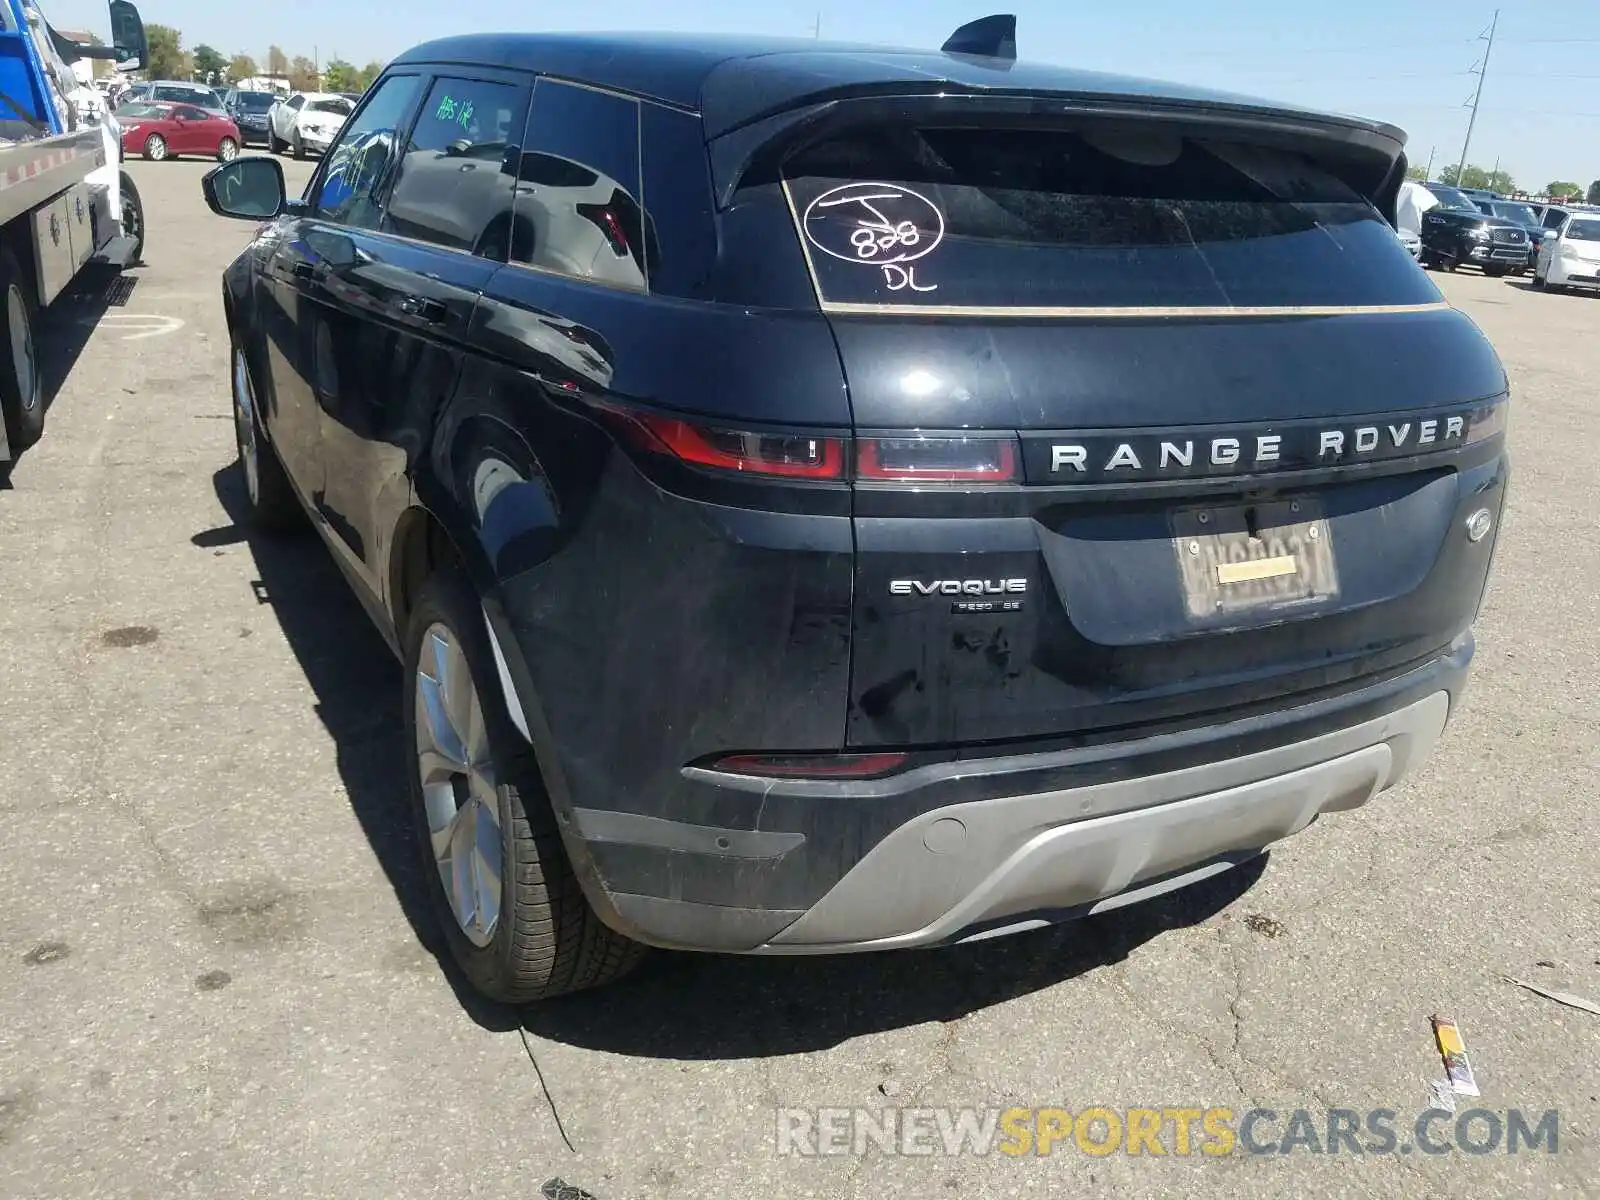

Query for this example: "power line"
[1455,9,1498,185]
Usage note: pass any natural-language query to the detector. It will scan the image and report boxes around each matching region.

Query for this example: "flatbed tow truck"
[0,0,148,470]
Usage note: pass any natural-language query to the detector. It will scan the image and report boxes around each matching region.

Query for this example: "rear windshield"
[1423,184,1478,212]
[307,99,353,115]
[1566,218,1600,241]
[782,124,1437,311]
[1491,202,1539,226]
[155,85,218,106]
[235,92,276,111]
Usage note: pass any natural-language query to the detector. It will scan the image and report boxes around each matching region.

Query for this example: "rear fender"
[406,451,608,900]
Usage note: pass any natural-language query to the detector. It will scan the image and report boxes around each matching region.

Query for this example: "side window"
[313,74,425,230]
[510,80,646,290]
[176,106,206,121]
[380,75,530,258]
[290,96,306,110]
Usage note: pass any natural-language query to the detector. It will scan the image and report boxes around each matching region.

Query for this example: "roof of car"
[391,30,1403,142]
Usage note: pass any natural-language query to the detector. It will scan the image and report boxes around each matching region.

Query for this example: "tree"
[229,53,258,82]
[1436,163,1514,193]
[357,60,385,90]
[266,45,288,76]
[323,58,359,93]
[1405,164,1428,182]
[144,24,186,80]
[1588,181,1600,205]
[288,55,319,90]
[192,43,226,84]
[1544,181,1581,200]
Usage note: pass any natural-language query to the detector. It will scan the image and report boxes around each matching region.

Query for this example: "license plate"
[1172,499,1338,620]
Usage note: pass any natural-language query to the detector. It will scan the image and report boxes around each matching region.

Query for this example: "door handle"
[395,294,448,323]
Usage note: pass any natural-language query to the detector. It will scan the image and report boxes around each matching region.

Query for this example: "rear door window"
[782,124,1441,312]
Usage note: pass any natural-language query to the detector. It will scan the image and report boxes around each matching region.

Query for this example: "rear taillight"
[599,405,846,480]
[711,752,907,778]
[856,435,1019,483]
[1466,400,1509,444]
[577,202,630,257]
[598,405,1022,485]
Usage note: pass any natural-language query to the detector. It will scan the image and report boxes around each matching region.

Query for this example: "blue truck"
[0,0,148,469]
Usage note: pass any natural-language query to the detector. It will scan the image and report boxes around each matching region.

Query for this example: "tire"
[230,332,303,530]
[0,248,42,454]
[269,132,283,154]
[216,136,238,163]
[404,569,646,1003]
[1483,265,1509,278]
[119,171,145,265]
[291,131,305,160]
[143,133,167,162]
[1530,273,1545,290]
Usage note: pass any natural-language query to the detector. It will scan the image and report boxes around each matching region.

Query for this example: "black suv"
[224,89,277,146]
[1473,197,1553,269]
[1419,182,1531,275]
[201,16,1509,1002]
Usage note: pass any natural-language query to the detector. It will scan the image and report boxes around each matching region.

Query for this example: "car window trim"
[369,66,536,259]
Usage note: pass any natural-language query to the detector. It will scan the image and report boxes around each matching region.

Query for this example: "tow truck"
[0,0,148,470]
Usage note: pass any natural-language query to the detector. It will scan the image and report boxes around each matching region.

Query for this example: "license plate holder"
[1172,499,1339,621]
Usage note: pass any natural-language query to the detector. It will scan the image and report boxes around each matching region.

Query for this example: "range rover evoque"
[201,14,1510,1002]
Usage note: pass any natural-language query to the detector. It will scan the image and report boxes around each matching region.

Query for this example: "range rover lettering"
[202,14,1510,1002]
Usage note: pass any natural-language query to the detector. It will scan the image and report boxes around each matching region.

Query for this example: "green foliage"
[323,59,360,93]
[144,24,186,80]
[191,44,226,84]
[1436,164,1515,193]
[1544,181,1581,200]
[229,54,258,82]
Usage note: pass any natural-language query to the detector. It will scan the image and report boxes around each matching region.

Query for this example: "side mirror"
[203,157,287,220]
[108,0,147,73]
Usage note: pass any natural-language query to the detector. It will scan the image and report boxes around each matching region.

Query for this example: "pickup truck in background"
[0,0,149,471]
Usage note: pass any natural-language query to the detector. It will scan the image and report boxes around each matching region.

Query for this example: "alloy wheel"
[414,623,502,947]
[146,134,166,161]
[218,138,238,162]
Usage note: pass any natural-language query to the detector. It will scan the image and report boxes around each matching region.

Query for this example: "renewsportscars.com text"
[775,1106,1560,1158]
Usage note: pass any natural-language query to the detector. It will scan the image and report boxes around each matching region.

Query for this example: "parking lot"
[0,158,1596,1199]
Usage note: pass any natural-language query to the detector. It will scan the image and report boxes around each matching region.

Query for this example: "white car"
[1532,212,1600,294]
[267,92,353,159]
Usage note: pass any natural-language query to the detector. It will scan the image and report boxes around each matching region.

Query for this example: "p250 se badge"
[890,578,1027,615]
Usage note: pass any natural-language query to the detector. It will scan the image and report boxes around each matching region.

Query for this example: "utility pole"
[1424,146,1436,181]
[811,12,821,38]
[1455,9,1498,187]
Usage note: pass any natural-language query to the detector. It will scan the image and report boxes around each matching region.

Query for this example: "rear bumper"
[558,637,1472,954]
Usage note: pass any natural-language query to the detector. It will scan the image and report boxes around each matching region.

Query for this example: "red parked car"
[116,102,241,163]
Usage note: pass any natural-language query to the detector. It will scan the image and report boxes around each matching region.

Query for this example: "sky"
[45,0,1600,191]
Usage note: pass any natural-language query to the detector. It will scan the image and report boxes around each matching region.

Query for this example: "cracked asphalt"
[1,160,1597,1200]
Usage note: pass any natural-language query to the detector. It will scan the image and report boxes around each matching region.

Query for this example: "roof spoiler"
[941,14,1016,62]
